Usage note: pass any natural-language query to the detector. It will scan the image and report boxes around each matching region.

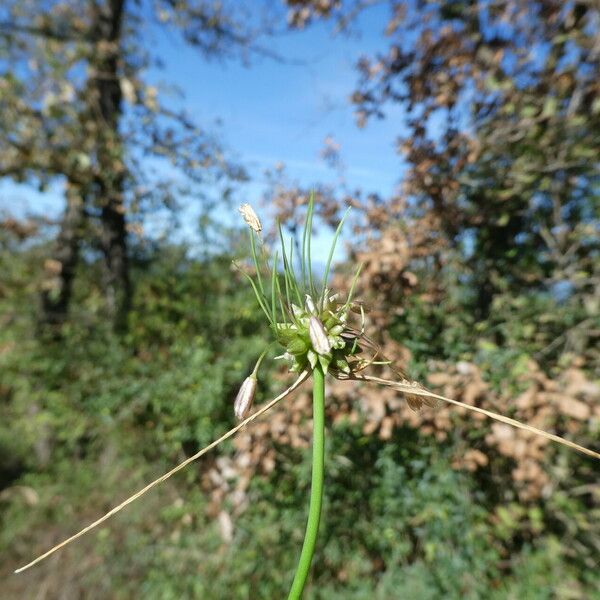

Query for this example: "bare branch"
[0,21,91,43]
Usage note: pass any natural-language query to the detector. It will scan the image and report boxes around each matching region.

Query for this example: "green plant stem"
[287,364,325,600]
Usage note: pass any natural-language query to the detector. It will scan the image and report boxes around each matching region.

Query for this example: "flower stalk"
[287,363,326,600]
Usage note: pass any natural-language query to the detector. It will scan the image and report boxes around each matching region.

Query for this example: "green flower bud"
[323,315,339,330]
[333,357,351,374]
[318,354,332,373]
[273,323,297,344]
[287,337,309,355]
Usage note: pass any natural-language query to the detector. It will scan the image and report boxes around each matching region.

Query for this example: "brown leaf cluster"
[206,0,600,536]
[261,162,354,240]
[0,217,40,240]
[205,356,598,531]
[286,1,341,28]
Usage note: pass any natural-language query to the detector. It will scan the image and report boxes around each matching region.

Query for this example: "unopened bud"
[234,376,257,420]
[349,300,371,314]
[309,315,331,355]
[287,336,309,355]
[238,203,262,233]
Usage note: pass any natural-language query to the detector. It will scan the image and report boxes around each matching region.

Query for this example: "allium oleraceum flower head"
[236,198,366,377]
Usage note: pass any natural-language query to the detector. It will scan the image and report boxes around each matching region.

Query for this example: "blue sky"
[162,4,405,190]
[1,3,406,256]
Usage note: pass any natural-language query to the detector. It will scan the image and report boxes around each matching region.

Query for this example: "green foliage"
[2,2,599,597]
[1,242,598,598]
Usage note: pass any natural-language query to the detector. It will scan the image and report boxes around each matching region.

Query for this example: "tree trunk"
[39,181,85,329]
[88,0,130,331]
[100,198,130,331]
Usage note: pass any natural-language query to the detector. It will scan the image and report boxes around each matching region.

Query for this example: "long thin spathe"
[14,372,309,574]
[348,373,600,461]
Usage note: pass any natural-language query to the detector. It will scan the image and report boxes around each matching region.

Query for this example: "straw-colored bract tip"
[15,360,600,575]
[238,203,262,233]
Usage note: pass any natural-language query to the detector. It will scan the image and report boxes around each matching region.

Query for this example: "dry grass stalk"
[348,373,600,461]
[14,372,309,574]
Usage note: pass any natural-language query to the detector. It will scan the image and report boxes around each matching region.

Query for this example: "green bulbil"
[287,336,309,356]
[273,293,354,375]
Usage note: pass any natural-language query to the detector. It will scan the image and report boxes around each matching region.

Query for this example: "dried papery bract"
[238,203,262,233]
[346,373,600,461]
[309,315,331,355]
[14,373,309,574]
[234,376,257,420]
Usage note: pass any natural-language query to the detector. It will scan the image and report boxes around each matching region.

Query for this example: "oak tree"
[0,0,264,330]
